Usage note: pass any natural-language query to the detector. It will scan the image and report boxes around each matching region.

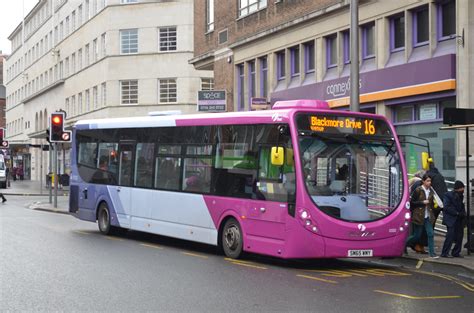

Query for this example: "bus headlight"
[405,202,410,210]
[305,220,311,226]
[399,227,404,232]
[301,210,308,219]
[311,226,318,233]
[405,212,411,220]
[404,221,409,227]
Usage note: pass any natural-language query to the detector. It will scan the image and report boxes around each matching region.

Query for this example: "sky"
[0,0,39,55]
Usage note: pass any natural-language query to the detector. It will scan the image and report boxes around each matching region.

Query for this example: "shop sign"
[197,90,226,112]
[419,103,437,120]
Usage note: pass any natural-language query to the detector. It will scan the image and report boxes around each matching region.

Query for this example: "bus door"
[110,141,135,221]
[246,146,295,240]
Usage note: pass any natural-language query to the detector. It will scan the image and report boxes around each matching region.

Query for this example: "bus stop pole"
[40,144,43,195]
[49,144,52,204]
[54,143,58,209]
[466,127,471,255]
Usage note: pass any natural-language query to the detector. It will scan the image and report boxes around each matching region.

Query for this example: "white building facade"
[5,0,212,181]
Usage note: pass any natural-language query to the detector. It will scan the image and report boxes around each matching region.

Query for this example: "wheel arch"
[217,212,243,249]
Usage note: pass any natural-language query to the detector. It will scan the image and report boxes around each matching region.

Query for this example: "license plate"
[348,249,373,257]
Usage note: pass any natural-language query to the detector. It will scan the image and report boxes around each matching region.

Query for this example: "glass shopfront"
[393,98,456,182]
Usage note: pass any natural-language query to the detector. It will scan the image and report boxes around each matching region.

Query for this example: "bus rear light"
[405,202,410,210]
[404,212,411,220]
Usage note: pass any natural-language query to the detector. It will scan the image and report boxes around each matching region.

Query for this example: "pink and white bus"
[69,99,410,259]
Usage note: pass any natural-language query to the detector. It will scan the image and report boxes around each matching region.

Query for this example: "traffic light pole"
[49,143,52,204]
[54,143,58,209]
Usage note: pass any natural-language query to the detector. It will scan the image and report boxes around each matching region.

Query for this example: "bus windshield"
[296,113,403,222]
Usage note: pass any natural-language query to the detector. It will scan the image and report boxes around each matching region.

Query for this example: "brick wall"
[194,0,342,58]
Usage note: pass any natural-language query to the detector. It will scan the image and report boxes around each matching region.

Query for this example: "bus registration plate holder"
[348,249,373,257]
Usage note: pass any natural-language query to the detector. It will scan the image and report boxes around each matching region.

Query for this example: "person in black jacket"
[427,163,448,221]
[440,181,466,258]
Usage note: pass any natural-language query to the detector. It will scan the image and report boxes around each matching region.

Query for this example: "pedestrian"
[12,167,17,181]
[0,192,6,203]
[406,174,439,258]
[441,180,466,258]
[407,170,427,254]
[18,166,24,181]
[426,162,447,222]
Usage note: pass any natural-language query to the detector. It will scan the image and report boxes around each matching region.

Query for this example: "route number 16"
[364,120,376,135]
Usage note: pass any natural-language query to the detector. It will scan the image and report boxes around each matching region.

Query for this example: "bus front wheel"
[222,218,243,259]
[98,202,112,235]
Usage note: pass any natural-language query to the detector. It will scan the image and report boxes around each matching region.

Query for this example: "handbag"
[431,188,444,209]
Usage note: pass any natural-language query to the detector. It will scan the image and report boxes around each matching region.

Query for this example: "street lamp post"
[350,0,360,112]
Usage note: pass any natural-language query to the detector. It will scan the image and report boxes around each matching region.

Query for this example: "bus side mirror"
[421,152,433,170]
[271,147,284,166]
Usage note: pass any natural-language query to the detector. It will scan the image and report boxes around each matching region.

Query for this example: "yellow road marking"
[307,268,410,278]
[297,274,338,284]
[73,230,90,235]
[228,261,267,270]
[140,243,163,250]
[374,290,461,300]
[415,271,474,292]
[106,236,123,241]
[224,258,255,264]
[416,259,424,269]
[181,252,208,259]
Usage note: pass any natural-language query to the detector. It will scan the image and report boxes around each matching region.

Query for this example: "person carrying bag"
[406,174,439,258]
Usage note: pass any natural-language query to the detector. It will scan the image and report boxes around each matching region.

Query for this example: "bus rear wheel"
[98,202,112,235]
[222,218,243,259]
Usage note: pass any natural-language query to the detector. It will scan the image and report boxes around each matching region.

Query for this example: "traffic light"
[0,128,8,149]
[49,112,71,143]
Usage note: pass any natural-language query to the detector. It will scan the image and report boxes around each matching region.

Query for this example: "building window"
[390,14,405,51]
[71,96,76,116]
[290,46,300,76]
[206,0,214,32]
[159,79,177,103]
[78,93,83,114]
[326,34,337,68]
[414,6,429,46]
[159,27,177,51]
[237,64,244,110]
[72,11,76,31]
[238,0,267,18]
[85,89,90,112]
[85,44,90,66]
[201,78,214,91]
[248,60,256,103]
[121,80,138,104]
[101,82,107,106]
[439,0,456,40]
[78,48,83,69]
[93,39,98,62]
[78,5,83,26]
[276,50,285,80]
[120,29,138,54]
[93,86,98,109]
[101,33,106,57]
[304,41,315,73]
[85,0,90,20]
[362,22,375,59]
[343,31,350,64]
[259,56,267,97]
[394,105,413,123]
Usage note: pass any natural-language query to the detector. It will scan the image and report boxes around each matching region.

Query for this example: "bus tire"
[98,202,112,235]
[222,218,243,259]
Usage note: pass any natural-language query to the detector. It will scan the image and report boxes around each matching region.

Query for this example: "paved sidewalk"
[3,179,69,196]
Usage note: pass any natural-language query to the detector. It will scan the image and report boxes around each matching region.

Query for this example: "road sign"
[1,141,9,148]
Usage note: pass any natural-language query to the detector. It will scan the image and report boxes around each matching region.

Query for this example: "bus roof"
[74,100,383,130]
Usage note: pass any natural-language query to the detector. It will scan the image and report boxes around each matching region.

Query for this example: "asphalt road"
[1,195,473,312]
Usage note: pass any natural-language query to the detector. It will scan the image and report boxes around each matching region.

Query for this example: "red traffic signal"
[49,112,71,143]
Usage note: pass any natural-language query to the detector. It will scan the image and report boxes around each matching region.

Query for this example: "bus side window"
[257,146,295,202]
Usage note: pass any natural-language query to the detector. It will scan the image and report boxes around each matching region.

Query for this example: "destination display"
[296,113,392,137]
